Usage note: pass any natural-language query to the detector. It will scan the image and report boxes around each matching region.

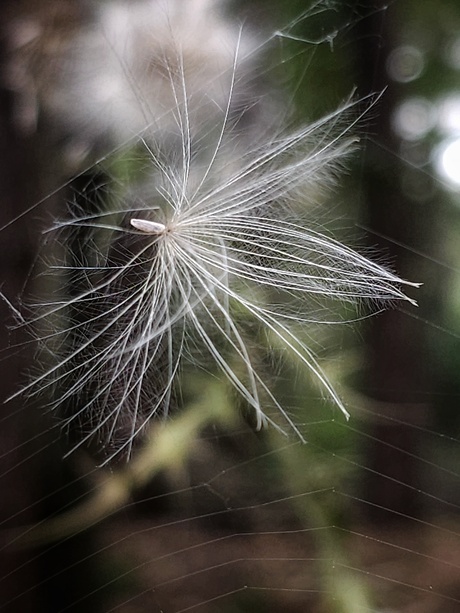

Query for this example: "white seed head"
[12,2,419,464]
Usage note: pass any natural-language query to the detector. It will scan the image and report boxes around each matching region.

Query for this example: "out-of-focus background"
[1,1,459,611]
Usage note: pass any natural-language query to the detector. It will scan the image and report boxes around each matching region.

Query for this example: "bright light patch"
[386,45,424,83]
[437,96,460,134]
[436,138,460,187]
[392,97,435,141]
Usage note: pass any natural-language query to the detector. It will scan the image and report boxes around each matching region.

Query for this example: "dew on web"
[0,1,459,612]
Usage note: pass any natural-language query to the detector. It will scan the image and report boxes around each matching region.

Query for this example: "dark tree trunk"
[0,4,45,608]
[355,1,433,521]
[0,4,105,611]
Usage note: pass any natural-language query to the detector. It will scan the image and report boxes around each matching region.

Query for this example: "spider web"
[1,1,459,612]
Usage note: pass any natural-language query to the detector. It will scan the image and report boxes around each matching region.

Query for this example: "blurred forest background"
[1,0,460,612]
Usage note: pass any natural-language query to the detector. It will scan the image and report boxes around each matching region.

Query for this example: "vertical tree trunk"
[0,3,46,607]
[355,2,432,520]
[0,5,105,611]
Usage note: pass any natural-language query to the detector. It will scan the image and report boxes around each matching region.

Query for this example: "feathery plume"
[11,1,419,463]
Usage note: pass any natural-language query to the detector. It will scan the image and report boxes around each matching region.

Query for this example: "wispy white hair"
[10,1,418,463]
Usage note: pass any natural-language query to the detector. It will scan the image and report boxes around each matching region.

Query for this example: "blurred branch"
[5,381,236,549]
